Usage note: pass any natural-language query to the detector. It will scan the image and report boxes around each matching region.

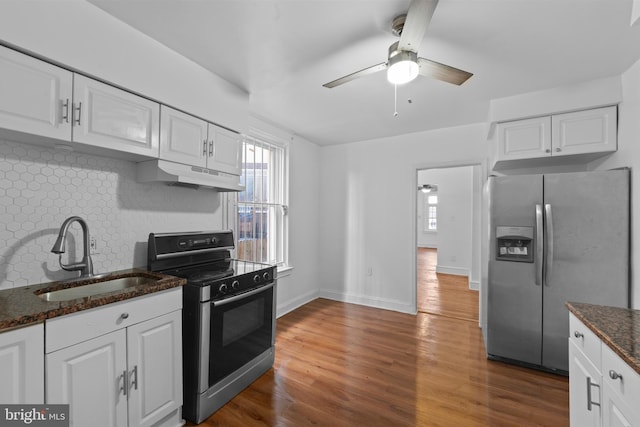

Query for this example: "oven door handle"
[211,282,275,307]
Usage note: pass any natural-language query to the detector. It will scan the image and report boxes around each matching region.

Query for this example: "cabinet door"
[0,323,44,404]
[602,382,637,427]
[126,310,182,427]
[496,116,552,161]
[46,329,127,427]
[207,124,242,175]
[552,106,617,157]
[569,340,601,427]
[159,105,207,167]
[0,45,72,140]
[72,74,159,158]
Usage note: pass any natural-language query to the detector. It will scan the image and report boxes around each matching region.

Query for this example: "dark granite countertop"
[566,302,640,375]
[0,268,185,332]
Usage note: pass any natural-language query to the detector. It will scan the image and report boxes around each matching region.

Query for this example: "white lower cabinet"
[45,289,183,427]
[0,323,44,404]
[569,313,640,427]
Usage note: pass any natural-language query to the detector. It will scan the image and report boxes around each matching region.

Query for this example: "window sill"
[276,265,293,278]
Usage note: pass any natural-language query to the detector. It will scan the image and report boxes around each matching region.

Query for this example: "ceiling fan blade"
[417,57,473,85]
[398,0,439,52]
[322,62,388,88]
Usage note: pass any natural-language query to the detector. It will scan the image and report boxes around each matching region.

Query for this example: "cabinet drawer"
[45,287,181,353]
[602,344,640,403]
[569,313,601,370]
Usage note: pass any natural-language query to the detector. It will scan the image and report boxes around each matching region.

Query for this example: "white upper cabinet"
[159,106,208,167]
[0,45,72,140]
[493,106,617,170]
[552,106,617,156]
[0,323,44,404]
[208,124,242,176]
[160,105,242,175]
[496,116,552,161]
[72,74,160,158]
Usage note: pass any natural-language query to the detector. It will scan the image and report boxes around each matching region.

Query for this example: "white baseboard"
[469,279,480,291]
[276,289,319,318]
[318,289,415,315]
[435,265,469,277]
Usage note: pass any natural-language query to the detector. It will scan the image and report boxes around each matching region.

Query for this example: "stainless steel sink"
[37,275,157,302]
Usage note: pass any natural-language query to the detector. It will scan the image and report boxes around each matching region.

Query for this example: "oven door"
[208,282,275,385]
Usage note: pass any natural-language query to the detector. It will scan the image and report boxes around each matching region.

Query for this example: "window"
[236,135,288,266]
[424,194,438,231]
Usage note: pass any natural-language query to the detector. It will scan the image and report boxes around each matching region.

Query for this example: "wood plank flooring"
[417,247,479,321]
[191,249,569,426]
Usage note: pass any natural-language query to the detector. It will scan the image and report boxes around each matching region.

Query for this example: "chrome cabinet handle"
[129,365,138,391]
[209,140,214,157]
[574,331,584,338]
[119,370,128,396]
[202,140,207,156]
[61,99,70,123]
[545,149,551,153]
[120,312,129,320]
[555,147,562,152]
[74,102,82,126]
[609,370,623,381]
[587,377,600,411]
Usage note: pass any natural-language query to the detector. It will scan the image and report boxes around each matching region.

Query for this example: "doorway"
[415,165,481,321]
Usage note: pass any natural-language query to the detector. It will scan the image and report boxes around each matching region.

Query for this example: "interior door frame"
[411,160,486,323]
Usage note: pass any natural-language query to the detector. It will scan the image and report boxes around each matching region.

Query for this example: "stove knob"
[262,272,271,281]
[218,283,228,294]
[231,280,240,290]
[253,274,261,284]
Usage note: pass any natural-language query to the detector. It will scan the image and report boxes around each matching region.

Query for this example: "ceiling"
[88,0,640,146]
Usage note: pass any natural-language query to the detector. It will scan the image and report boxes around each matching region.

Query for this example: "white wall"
[319,124,486,314]
[416,166,475,281]
[275,134,322,317]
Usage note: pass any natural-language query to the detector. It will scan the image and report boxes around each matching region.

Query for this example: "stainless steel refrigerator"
[487,169,629,374]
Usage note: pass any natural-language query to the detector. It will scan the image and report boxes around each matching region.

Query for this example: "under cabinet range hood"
[136,159,244,191]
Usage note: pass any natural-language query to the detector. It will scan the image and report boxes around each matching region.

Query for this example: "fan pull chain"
[393,83,398,117]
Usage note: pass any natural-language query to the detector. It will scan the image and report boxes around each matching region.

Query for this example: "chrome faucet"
[51,216,94,277]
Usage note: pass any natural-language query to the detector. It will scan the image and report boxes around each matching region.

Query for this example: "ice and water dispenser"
[495,226,534,263]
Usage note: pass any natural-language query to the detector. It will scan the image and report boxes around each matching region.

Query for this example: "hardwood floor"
[417,247,479,321]
[193,279,570,426]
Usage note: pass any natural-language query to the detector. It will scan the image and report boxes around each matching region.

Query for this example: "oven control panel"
[149,231,235,260]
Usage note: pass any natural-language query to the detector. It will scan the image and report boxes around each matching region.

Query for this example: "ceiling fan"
[322,0,473,88]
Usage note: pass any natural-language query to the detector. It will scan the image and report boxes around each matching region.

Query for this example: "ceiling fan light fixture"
[387,50,419,85]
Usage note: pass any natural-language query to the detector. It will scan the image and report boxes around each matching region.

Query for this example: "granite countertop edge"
[0,268,186,332]
[566,301,640,376]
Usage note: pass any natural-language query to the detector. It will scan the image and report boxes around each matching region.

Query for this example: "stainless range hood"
[136,159,244,191]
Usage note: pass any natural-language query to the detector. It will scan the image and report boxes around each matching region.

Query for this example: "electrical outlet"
[90,237,99,254]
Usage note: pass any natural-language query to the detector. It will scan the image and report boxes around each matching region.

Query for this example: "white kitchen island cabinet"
[493,106,617,170]
[0,44,160,160]
[45,288,183,427]
[568,310,640,427]
[160,105,242,175]
[0,323,44,404]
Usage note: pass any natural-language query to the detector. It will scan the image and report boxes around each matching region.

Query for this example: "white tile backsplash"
[0,138,224,289]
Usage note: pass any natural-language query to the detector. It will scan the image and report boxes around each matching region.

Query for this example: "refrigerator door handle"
[535,204,544,286]
[544,203,554,285]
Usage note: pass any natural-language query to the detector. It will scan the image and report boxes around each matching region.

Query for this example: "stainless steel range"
[147,230,276,424]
